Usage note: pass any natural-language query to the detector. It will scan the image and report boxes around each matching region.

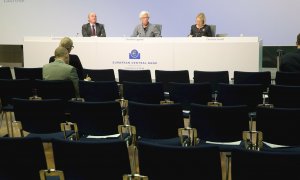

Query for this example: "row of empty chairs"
[1,137,299,180]
[82,81,300,109]
[9,98,300,147]
[2,67,300,86]
[2,79,300,115]
[1,78,300,110]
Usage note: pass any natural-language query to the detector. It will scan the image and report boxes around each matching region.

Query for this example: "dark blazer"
[190,24,212,37]
[82,23,106,37]
[49,54,84,80]
[280,49,300,72]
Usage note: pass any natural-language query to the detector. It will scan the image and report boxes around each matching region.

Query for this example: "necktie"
[92,25,95,36]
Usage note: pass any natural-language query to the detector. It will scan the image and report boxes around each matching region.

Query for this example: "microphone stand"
[276,49,284,71]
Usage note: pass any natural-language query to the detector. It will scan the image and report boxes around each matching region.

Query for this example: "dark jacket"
[49,54,84,80]
[280,49,300,72]
[190,24,212,37]
[82,23,106,37]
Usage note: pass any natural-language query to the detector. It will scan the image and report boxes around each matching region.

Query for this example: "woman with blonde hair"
[189,13,212,37]
[49,37,84,80]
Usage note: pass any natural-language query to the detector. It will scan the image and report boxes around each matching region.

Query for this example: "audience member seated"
[280,33,300,72]
[49,37,84,80]
[43,47,80,97]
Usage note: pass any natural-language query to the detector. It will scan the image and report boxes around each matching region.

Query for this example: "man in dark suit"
[49,37,84,80]
[82,12,106,37]
[280,33,300,72]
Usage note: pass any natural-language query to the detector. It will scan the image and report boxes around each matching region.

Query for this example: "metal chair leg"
[226,153,231,180]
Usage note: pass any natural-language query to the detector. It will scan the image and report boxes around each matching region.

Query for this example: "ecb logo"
[129,49,141,59]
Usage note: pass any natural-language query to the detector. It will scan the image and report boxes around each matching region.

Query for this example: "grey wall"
[0,0,299,45]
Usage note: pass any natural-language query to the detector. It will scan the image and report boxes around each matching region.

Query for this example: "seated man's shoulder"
[61,62,75,70]
[283,51,300,61]
[82,23,89,28]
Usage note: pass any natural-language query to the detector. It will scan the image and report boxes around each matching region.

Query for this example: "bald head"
[88,12,97,24]
[54,47,69,64]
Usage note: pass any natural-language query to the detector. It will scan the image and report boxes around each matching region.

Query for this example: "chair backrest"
[256,106,300,146]
[232,149,300,180]
[275,71,300,86]
[83,69,115,81]
[155,70,190,92]
[194,71,229,91]
[52,138,131,180]
[14,67,43,80]
[128,101,184,139]
[154,24,162,35]
[69,101,123,136]
[34,80,75,101]
[0,67,13,79]
[234,71,271,90]
[13,98,66,133]
[269,85,300,108]
[0,137,47,180]
[209,25,216,37]
[218,83,264,112]
[0,79,33,106]
[118,69,152,83]
[138,140,222,180]
[79,80,119,102]
[123,82,164,104]
[169,82,212,110]
[190,104,249,142]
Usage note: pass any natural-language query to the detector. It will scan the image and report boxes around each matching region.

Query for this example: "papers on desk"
[205,141,241,145]
[86,134,120,139]
[263,141,289,148]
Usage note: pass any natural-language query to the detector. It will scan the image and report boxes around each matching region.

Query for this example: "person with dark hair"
[280,33,300,72]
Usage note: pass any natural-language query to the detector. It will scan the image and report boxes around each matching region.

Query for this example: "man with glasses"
[131,11,161,37]
[49,37,84,80]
